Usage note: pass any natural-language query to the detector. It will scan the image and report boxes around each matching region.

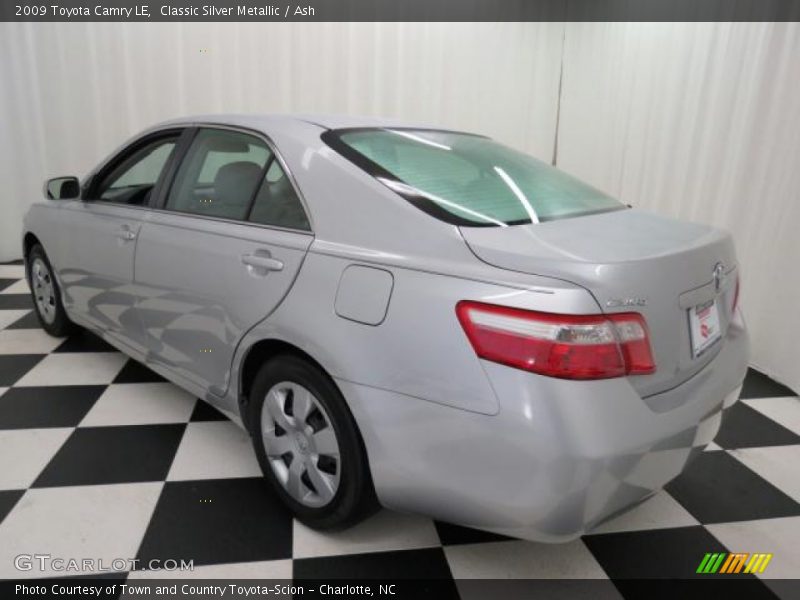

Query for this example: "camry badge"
[606,297,648,307]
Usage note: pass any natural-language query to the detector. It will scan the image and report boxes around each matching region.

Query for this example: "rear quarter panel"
[226,248,603,418]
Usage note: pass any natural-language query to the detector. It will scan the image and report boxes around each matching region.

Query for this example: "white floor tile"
[591,490,699,534]
[729,446,800,503]
[0,387,7,398]
[0,279,30,294]
[707,517,800,580]
[167,421,261,481]
[0,265,25,279]
[0,310,30,330]
[0,428,72,489]
[705,442,723,451]
[743,397,800,436]
[0,329,65,354]
[13,352,127,386]
[127,559,292,579]
[445,538,607,579]
[81,383,197,427]
[0,482,163,578]
[292,510,440,559]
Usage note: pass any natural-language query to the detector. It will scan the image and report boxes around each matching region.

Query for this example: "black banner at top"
[3,0,800,22]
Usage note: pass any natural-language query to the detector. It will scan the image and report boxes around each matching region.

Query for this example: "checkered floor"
[0,260,798,597]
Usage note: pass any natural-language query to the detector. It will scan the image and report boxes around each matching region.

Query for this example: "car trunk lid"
[460,209,739,397]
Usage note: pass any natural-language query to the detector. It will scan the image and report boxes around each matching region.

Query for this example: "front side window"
[95,137,177,205]
[325,129,624,226]
[165,129,270,220]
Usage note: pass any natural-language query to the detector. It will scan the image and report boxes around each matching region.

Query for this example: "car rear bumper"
[339,313,749,542]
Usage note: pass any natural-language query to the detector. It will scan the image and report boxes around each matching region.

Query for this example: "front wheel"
[249,354,378,529]
[27,244,75,337]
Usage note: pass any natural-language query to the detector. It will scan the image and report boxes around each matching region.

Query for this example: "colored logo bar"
[696,552,773,574]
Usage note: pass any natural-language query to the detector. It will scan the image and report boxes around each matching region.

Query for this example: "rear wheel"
[249,354,377,529]
[27,244,74,337]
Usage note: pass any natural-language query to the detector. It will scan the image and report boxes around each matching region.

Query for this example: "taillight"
[456,301,655,380]
[732,274,741,313]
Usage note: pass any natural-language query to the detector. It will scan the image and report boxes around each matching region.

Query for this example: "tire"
[27,244,75,337]
[249,354,378,529]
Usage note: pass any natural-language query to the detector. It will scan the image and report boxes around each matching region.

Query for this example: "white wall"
[1,22,798,392]
[0,21,562,261]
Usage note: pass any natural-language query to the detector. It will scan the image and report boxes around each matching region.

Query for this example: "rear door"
[134,126,313,397]
[55,130,184,349]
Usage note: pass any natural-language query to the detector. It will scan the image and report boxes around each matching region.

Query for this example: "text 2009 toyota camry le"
[22,115,748,541]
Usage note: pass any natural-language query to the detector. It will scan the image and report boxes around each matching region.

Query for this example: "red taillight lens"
[456,301,655,380]
[732,274,741,313]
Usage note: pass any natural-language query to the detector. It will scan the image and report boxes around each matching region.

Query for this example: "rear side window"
[249,159,311,231]
[325,129,624,226]
[164,128,310,230]
[166,129,270,221]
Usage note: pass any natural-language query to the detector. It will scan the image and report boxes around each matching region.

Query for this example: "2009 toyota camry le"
[22,114,748,541]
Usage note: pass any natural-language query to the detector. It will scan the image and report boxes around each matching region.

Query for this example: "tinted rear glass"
[328,129,624,226]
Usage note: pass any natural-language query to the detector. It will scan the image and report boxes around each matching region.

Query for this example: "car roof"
[151,113,435,132]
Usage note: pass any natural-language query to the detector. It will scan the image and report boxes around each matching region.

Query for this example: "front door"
[57,132,182,351]
[133,127,313,397]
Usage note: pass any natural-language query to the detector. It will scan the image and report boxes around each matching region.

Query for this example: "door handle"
[241,253,284,272]
[116,227,137,241]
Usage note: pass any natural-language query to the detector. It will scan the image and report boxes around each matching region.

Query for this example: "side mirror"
[44,176,80,200]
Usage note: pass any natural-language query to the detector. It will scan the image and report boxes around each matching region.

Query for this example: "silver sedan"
[22,114,749,541]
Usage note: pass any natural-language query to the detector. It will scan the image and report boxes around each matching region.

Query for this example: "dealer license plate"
[689,299,722,358]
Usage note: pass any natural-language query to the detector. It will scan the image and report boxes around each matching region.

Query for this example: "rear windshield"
[325,128,624,227]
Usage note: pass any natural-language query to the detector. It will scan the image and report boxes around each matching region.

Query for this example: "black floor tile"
[0,294,32,310]
[0,385,105,429]
[665,451,800,524]
[33,424,185,487]
[137,477,292,567]
[54,330,117,353]
[189,400,229,422]
[0,279,17,292]
[0,354,45,386]
[741,368,797,399]
[434,520,515,546]
[584,526,736,580]
[6,311,40,330]
[715,401,800,449]
[0,490,24,524]
[294,548,459,599]
[113,359,167,383]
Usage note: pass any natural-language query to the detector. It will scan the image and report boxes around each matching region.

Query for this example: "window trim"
[153,124,314,234]
[83,128,188,207]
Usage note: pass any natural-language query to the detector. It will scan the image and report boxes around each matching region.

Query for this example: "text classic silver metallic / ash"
[22,114,748,541]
